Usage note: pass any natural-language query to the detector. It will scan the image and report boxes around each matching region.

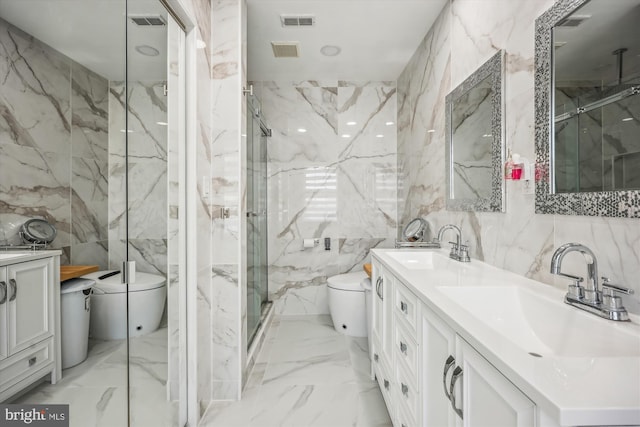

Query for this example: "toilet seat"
[82,270,165,294]
[327,271,367,292]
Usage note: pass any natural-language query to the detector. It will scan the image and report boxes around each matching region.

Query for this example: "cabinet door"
[421,304,457,427]
[457,338,535,427]
[7,258,53,356]
[372,262,394,362]
[0,266,7,360]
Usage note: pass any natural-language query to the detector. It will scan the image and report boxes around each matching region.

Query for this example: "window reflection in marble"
[304,167,337,222]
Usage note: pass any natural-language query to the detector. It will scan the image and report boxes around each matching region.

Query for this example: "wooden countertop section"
[60,265,99,282]
[363,263,372,278]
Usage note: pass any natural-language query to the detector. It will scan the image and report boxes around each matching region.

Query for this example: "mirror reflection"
[553,0,640,193]
[451,77,493,199]
[446,50,504,212]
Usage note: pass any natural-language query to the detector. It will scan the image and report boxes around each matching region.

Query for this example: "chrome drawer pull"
[29,357,37,367]
[401,383,409,396]
[383,379,390,390]
[443,355,455,401]
[374,353,379,362]
[400,301,408,313]
[450,366,464,419]
[400,341,407,354]
[0,281,6,305]
[9,279,17,302]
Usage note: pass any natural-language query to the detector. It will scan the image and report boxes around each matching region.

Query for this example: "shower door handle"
[122,261,136,284]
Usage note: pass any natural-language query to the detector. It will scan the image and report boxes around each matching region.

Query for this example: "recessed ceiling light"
[298,128,307,133]
[119,129,134,133]
[157,121,168,126]
[482,134,492,138]
[427,129,435,133]
[135,45,159,57]
[320,45,341,57]
[346,121,357,126]
[622,117,634,122]
[385,121,394,126]
[341,134,351,138]
[376,134,384,138]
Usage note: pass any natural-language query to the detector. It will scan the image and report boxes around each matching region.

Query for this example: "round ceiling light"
[320,45,341,57]
[135,45,160,57]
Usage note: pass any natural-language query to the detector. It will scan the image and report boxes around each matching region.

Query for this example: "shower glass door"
[247,95,269,347]
[125,0,187,425]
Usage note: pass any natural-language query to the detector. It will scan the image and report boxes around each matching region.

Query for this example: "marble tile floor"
[13,327,177,427]
[201,315,393,427]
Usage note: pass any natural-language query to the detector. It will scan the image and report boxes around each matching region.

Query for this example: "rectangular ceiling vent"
[271,42,300,58]
[130,15,167,26]
[556,15,591,27]
[280,15,315,27]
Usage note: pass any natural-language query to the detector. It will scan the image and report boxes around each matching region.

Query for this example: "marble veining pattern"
[0,18,109,268]
[200,315,392,427]
[398,0,639,314]
[256,81,398,315]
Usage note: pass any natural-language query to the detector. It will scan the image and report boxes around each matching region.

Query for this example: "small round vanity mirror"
[402,218,428,242]
[20,219,57,245]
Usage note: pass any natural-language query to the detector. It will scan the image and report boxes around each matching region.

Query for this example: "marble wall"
[0,18,109,268]
[255,81,398,315]
[398,0,640,314]
[107,80,168,276]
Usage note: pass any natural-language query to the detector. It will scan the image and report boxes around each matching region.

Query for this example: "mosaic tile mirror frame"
[534,0,640,217]
[445,50,505,212]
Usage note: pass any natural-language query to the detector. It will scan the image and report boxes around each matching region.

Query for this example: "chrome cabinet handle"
[9,279,17,302]
[400,301,408,313]
[383,379,389,390]
[401,383,409,396]
[373,353,379,362]
[375,277,383,300]
[29,357,37,366]
[400,341,407,354]
[450,366,463,419]
[442,355,455,401]
[0,281,6,305]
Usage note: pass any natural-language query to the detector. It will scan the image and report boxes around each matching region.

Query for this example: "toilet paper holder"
[303,238,320,249]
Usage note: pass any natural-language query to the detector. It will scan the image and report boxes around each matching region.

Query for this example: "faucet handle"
[557,272,584,283]
[601,277,634,295]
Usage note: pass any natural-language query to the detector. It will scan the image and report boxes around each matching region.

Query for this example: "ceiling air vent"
[130,15,167,26]
[271,42,300,58]
[280,15,315,27]
[556,15,590,27]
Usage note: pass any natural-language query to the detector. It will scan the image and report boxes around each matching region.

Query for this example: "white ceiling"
[0,0,167,81]
[247,0,448,82]
[1,0,447,82]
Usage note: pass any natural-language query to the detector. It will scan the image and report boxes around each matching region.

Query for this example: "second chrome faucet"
[436,224,470,262]
[550,242,634,321]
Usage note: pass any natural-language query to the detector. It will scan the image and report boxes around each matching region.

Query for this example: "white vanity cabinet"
[0,254,60,401]
[372,256,537,427]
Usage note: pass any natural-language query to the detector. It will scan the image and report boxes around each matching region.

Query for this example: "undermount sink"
[386,250,455,270]
[437,286,640,358]
[0,253,28,260]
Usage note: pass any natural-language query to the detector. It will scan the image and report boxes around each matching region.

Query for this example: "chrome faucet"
[436,224,470,262]
[550,242,634,321]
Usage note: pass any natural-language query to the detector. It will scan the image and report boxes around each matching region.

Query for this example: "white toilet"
[82,270,167,340]
[327,271,368,337]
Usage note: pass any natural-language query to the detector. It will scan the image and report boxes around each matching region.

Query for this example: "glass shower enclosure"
[246,94,270,347]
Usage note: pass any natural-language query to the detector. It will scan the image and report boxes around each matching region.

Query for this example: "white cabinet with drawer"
[372,254,540,427]
[0,253,60,401]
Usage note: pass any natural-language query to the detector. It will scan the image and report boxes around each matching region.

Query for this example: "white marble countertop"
[0,250,62,267]
[371,248,640,427]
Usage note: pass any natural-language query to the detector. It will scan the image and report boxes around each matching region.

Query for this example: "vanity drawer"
[395,282,418,333]
[374,354,393,408]
[0,338,53,390]
[394,362,419,424]
[394,319,419,380]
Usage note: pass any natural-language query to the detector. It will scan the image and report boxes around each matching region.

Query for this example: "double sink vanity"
[370,248,640,427]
